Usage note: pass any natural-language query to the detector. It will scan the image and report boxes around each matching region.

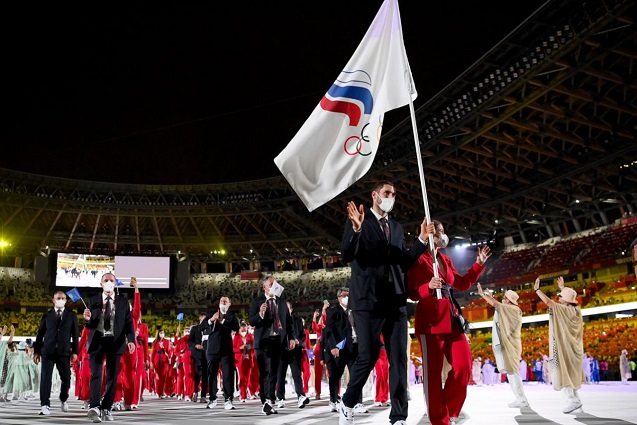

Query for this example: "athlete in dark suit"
[33,291,79,415]
[323,287,358,409]
[83,273,136,423]
[201,296,240,409]
[249,276,296,415]
[339,181,428,425]
[275,300,310,408]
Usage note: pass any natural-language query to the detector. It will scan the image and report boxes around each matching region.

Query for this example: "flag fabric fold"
[274,0,416,211]
[336,338,347,350]
[66,287,83,303]
[177,312,185,321]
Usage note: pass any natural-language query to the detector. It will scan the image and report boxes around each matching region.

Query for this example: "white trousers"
[561,387,581,405]
[507,372,527,402]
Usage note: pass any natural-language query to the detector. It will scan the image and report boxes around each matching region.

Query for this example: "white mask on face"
[436,233,449,248]
[240,331,247,336]
[219,305,229,314]
[158,332,164,339]
[103,281,115,293]
[340,296,348,307]
[55,299,66,309]
[378,196,395,213]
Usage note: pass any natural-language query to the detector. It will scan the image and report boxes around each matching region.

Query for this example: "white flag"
[274,0,416,212]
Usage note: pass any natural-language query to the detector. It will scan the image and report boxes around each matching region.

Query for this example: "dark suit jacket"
[323,305,354,352]
[188,321,207,354]
[85,293,135,355]
[34,308,79,358]
[290,314,306,347]
[341,211,426,310]
[249,295,293,350]
[201,309,240,356]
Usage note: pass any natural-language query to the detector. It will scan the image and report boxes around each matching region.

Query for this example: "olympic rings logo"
[343,121,383,157]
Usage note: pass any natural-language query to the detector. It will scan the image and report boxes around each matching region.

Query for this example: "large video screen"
[54,253,172,290]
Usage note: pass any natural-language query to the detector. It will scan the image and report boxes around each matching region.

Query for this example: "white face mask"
[240,331,247,336]
[184,332,190,337]
[378,196,395,213]
[340,296,348,307]
[436,233,449,248]
[219,305,229,314]
[55,299,66,309]
[158,333,164,339]
[103,281,115,293]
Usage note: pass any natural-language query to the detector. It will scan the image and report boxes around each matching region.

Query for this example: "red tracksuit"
[407,249,485,425]
[233,331,254,401]
[151,337,171,397]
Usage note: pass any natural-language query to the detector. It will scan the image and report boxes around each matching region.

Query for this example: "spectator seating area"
[481,219,637,286]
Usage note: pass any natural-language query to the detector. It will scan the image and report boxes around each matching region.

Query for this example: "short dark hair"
[373,180,394,192]
[337,287,349,297]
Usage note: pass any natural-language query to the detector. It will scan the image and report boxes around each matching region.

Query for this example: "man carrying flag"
[274,0,417,212]
[277,2,424,422]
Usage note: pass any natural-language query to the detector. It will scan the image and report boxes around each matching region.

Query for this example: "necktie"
[104,296,112,331]
[380,217,390,240]
[268,298,281,332]
[57,310,62,326]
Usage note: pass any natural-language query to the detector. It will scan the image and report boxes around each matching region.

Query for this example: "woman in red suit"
[151,330,172,398]
[407,220,490,425]
[77,326,91,409]
[311,302,328,399]
[233,321,254,402]
[300,319,312,395]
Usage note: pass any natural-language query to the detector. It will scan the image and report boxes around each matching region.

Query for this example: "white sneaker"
[297,395,309,408]
[353,403,368,414]
[61,401,69,412]
[131,404,138,410]
[508,399,529,408]
[374,401,383,407]
[276,399,285,408]
[339,403,354,425]
[392,421,407,425]
[224,400,235,410]
[103,409,114,421]
[87,407,102,423]
[82,401,89,409]
[184,396,192,402]
[40,405,51,416]
[563,402,583,414]
[207,399,218,409]
[329,401,338,412]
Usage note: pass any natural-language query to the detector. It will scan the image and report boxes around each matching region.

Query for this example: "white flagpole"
[406,92,442,300]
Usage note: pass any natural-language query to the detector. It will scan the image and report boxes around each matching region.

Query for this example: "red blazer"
[233,332,254,364]
[407,250,485,335]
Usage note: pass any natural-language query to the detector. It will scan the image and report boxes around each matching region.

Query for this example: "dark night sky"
[1,1,546,185]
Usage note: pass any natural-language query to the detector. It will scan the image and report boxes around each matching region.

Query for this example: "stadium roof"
[1,0,636,268]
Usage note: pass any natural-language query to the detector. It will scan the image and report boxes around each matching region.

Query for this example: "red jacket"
[407,250,484,335]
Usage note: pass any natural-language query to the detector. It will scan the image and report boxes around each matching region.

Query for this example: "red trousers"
[374,357,389,403]
[132,347,146,405]
[420,332,471,425]
[301,351,311,394]
[182,351,194,398]
[236,356,251,400]
[313,341,323,397]
[154,363,170,397]
[77,359,91,401]
[248,356,259,397]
